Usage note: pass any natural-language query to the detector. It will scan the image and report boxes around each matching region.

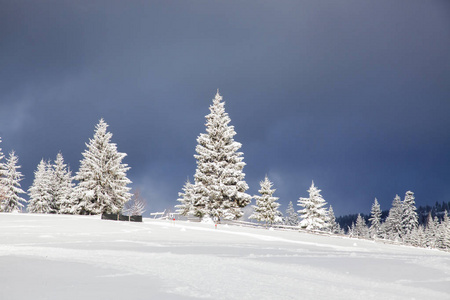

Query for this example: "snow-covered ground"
[1,214,449,299]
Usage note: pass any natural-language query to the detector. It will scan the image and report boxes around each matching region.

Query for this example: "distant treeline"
[337,201,450,232]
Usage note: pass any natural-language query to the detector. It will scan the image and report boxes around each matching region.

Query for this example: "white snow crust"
[1,213,449,299]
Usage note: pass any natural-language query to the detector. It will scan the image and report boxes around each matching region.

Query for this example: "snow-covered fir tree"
[284,201,299,226]
[369,198,382,239]
[123,189,146,216]
[384,195,403,240]
[73,119,132,215]
[424,213,438,248]
[409,225,426,248]
[435,217,447,249]
[348,222,355,238]
[27,159,53,213]
[50,153,74,214]
[42,160,59,213]
[401,191,418,236]
[0,138,8,200]
[192,91,251,221]
[176,178,195,216]
[249,176,282,226]
[298,181,328,231]
[1,151,26,212]
[441,211,450,250]
[354,214,369,238]
[432,215,442,248]
[326,205,340,234]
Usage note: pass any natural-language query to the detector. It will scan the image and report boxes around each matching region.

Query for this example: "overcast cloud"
[1,0,450,216]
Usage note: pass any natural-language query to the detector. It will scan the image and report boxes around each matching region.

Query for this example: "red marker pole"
[215,224,217,230]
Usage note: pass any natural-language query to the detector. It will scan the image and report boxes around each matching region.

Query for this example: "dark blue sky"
[1,0,450,216]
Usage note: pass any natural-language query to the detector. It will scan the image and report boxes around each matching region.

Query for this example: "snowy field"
[1,214,449,300]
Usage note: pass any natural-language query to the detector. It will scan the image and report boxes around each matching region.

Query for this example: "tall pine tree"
[73,119,132,214]
[1,151,26,212]
[369,198,382,239]
[298,181,328,231]
[192,91,251,221]
[27,159,53,213]
[401,191,418,236]
[51,153,74,214]
[384,195,403,240]
[249,176,282,226]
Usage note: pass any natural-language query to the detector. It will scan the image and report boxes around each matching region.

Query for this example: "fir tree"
[27,159,53,214]
[401,191,418,236]
[284,201,299,226]
[409,225,426,248]
[1,151,26,212]
[354,214,369,238]
[424,212,437,248]
[123,189,146,216]
[348,222,355,238]
[176,179,195,216]
[326,205,339,234]
[435,218,447,249]
[51,153,74,214]
[384,195,403,240]
[43,160,59,213]
[192,91,251,221]
[74,119,132,214]
[369,198,382,239]
[442,211,450,250]
[298,181,328,231]
[0,138,8,202]
[249,176,282,226]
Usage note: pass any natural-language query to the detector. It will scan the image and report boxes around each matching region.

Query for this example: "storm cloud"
[1,0,450,216]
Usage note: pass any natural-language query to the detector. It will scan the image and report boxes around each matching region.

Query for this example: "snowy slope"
[0,213,449,300]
